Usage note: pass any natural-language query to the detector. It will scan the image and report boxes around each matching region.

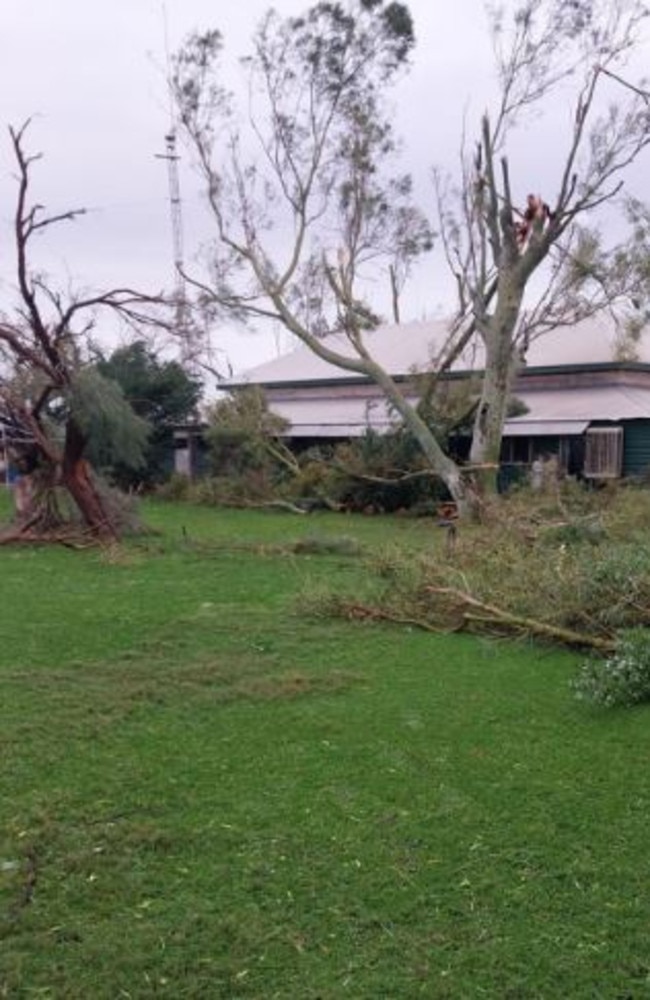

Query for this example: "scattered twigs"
[335,601,448,634]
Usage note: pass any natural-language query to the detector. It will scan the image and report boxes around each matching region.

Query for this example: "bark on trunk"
[61,420,117,541]
[469,347,517,494]
[470,279,524,494]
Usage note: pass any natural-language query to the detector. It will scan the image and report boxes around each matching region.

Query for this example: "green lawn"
[2,500,650,998]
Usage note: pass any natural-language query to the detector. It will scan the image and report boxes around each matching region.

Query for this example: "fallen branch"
[215,497,344,514]
[332,463,499,488]
[241,499,308,515]
[332,465,437,486]
[425,586,616,652]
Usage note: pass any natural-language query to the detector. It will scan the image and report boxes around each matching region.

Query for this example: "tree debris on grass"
[303,486,650,653]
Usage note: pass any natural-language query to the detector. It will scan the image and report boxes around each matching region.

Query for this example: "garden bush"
[573,628,650,706]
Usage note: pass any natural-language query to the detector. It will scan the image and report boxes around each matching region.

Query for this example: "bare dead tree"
[0,121,164,543]
[436,0,650,489]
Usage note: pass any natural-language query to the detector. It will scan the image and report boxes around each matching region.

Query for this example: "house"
[178,315,650,481]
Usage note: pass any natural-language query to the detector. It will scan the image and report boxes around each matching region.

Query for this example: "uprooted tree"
[0,122,160,543]
[175,0,650,516]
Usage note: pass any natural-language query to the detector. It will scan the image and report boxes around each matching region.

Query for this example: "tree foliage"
[175,0,650,515]
[206,386,297,478]
[173,1,471,508]
[67,367,150,473]
[95,341,202,487]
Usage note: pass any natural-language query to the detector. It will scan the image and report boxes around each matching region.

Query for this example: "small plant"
[573,628,650,707]
[540,517,606,547]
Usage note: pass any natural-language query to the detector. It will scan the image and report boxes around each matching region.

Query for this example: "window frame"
[583,426,623,479]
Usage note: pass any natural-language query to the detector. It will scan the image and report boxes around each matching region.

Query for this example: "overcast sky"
[2,1,649,376]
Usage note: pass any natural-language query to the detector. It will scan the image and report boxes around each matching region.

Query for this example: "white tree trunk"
[470,282,524,491]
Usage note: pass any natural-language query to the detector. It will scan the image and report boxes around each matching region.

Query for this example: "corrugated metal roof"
[503,420,589,437]
[228,315,650,387]
[270,385,650,438]
[511,386,650,424]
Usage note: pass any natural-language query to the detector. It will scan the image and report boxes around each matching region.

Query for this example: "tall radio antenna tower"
[156,5,194,367]
[157,130,185,320]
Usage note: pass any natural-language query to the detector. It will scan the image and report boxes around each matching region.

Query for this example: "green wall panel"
[622,420,650,477]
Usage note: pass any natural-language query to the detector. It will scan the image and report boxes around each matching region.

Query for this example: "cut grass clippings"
[2,498,650,997]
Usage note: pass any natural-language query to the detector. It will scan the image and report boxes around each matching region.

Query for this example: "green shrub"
[195,470,275,504]
[573,629,650,707]
[157,472,191,501]
[573,542,650,631]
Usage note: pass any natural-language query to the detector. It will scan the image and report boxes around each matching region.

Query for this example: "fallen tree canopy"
[301,486,650,652]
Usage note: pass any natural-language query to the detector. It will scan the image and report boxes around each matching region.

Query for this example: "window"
[584,427,623,479]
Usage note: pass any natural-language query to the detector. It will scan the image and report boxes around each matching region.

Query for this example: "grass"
[2,497,650,997]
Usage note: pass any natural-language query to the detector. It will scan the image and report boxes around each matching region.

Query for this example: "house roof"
[504,420,590,437]
[228,315,650,388]
[508,386,650,425]
[271,385,650,438]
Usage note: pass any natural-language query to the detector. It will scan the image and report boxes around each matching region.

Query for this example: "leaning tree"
[171,2,479,508]
[175,0,650,514]
[0,122,160,543]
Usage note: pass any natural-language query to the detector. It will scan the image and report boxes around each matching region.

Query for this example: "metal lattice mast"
[165,130,184,298]
[156,130,190,357]
[156,4,200,369]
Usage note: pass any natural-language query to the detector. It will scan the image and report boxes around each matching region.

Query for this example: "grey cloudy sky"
[1,1,649,373]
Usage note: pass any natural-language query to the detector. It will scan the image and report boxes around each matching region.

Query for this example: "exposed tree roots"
[0,518,112,549]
